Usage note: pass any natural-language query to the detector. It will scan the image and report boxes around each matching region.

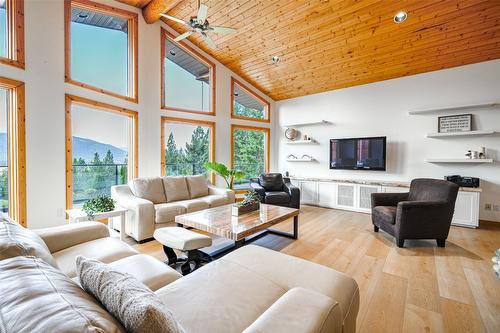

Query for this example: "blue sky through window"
[0,5,7,58]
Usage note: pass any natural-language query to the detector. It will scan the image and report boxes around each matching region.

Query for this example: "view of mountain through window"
[233,128,266,189]
[70,7,128,96]
[71,104,130,205]
[0,88,8,212]
[164,122,211,177]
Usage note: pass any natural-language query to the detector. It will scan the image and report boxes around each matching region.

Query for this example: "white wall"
[0,0,274,229]
[277,60,500,222]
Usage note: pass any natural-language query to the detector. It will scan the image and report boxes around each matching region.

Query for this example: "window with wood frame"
[231,125,270,189]
[65,95,138,209]
[0,0,24,68]
[161,29,216,115]
[161,117,215,182]
[65,0,138,102]
[231,78,270,122]
[0,77,26,226]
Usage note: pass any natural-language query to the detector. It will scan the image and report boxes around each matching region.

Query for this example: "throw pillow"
[0,214,59,268]
[162,176,190,202]
[186,175,209,198]
[76,255,185,333]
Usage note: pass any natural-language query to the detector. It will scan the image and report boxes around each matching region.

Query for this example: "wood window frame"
[231,77,270,123]
[65,94,138,209]
[64,0,139,103]
[160,116,216,184]
[230,124,270,192]
[0,0,24,69]
[161,28,216,116]
[0,77,26,226]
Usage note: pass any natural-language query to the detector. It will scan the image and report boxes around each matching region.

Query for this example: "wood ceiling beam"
[142,0,183,24]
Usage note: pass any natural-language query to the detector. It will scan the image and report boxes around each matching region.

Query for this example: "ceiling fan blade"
[197,4,208,23]
[210,26,237,34]
[159,13,190,26]
[201,32,217,49]
[174,30,194,42]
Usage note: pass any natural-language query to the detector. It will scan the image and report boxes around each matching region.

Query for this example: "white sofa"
[112,175,235,242]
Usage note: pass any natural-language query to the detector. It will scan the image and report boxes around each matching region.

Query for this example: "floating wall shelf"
[408,103,499,115]
[286,158,316,162]
[426,130,496,138]
[284,139,316,144]
[282,120,331,127]
[426,158,494,164]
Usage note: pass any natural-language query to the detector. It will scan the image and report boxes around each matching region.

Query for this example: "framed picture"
[438,114,472,133]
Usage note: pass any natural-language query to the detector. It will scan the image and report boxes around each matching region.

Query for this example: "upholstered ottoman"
[154,227,212,274]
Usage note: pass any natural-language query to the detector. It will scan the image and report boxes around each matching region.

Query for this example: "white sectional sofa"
[112,175,235,242]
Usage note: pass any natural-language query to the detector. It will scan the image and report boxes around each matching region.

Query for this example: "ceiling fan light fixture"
[272,56,280,63]
[393,11,407,23]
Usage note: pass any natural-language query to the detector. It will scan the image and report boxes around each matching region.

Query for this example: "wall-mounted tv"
[330,136,386,171]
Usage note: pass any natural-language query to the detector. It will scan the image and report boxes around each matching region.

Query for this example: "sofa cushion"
[186,175,209,198]
[77,256,185,333]
[155,202,187,224]
[163,177,190,202]
[130,177,167,204]
[0,215,58,268]
[176,198,209,212]
[0,256,124,333]
[259,173,284,191]
[264,191,290,205]
[201,194,228,207]
[156,259,286,333]
[372,206,397,225]
[52,237,138,278]
[108,254,182,291]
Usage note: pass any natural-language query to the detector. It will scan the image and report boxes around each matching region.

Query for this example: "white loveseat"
[112,175,235,242]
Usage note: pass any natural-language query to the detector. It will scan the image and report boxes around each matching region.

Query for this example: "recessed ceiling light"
[234,92,239,97]
[169,50,176,56]
[393,11,407,23]
[78,13,88,19]
[272,56,280,63]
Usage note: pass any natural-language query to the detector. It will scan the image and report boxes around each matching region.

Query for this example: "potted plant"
[232,190,262,216]
[204,162,245,189]
[82,195,115,220]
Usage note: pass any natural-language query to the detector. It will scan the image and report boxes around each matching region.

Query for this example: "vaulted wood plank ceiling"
[118,0,500,101]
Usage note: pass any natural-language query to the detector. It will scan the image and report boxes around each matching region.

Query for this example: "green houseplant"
[82,195,115,220]
[232,190,262,216]
[203,162,245,189]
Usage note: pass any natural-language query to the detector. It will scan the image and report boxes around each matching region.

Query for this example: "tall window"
[0,0,24,68]
[231,125,269,189]
[231,78,270,122]
[65,95,138,208]
[161,117,215,181]
[65,0,138,102]
[0,77,26,226]
[161,29,216,115]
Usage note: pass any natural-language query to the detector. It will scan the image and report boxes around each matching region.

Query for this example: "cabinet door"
[452,191,479,228]
[317,182,336,208]
[357,185,381,213]
[335,183,356,209]
[300,181,318,205]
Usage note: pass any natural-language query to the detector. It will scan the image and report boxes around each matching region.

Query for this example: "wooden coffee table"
[175,204,299,255]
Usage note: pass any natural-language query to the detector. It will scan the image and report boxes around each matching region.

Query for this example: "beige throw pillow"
[0,214,58,268]
[162,177,190,202]
[130,177,167,204]
[186,175,209,198]
[76,256,185,333]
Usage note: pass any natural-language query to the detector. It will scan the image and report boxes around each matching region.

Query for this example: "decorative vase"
[232,202,260,216]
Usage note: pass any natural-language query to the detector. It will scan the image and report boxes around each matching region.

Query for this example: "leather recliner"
[250,173,300,209]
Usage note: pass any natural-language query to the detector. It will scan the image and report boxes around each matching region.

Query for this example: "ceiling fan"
[160,0,237,49]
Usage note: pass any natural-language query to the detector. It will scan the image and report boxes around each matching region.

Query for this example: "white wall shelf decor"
[281,120,331,127]
[284,139,316,144]
[286,157,316,162]
[426,130,496,138]
[426,158,494,163]
[408,102,499,115]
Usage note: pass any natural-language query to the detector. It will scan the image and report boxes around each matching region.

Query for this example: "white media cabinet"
[289,177,481,228]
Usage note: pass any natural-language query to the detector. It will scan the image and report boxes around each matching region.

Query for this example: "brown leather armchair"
[371,178,459,248]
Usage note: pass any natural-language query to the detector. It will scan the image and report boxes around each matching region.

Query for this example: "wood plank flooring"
[133,205,500,333]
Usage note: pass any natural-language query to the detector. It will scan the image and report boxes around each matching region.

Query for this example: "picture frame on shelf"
[438,114,472,133]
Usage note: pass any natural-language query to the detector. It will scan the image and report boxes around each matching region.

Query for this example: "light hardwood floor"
[133,205,500,333]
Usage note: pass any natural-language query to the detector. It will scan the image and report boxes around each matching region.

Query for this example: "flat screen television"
[330,136,386,171]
